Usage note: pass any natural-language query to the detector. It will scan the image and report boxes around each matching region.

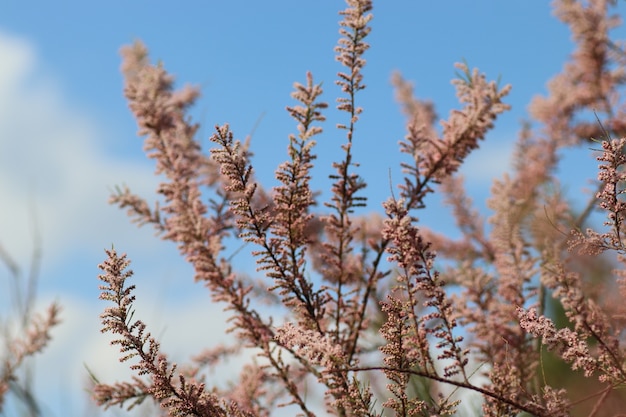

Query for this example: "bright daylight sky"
[2,1,625,416]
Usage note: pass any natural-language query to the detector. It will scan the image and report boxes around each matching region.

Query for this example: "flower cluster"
[86,0,626,416]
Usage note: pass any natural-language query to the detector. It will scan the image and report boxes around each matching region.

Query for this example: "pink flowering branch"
[0,304,60,413]
[396,63,511,210]
[570,136,626,254]
[95,248,246,416]
[93,0,626,416]
[335,365,551,417]
[322,0,372,348]
[531,0,626,143]
[212,72,328,329]
[0,227,59,415]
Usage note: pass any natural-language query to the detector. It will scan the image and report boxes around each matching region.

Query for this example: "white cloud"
[0,30,163,273]
[461,135,514,185]
[0,33,35,100]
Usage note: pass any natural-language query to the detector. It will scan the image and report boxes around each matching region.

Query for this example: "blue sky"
[1,2,624,416]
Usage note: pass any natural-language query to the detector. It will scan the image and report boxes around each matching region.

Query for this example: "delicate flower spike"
[119,40,149,82]
[518,307,598,378]
[335,0,373,100]
[396,63,511,210]
[96,249,239,416]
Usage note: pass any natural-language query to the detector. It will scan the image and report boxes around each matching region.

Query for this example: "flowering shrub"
[90,0,626,415]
